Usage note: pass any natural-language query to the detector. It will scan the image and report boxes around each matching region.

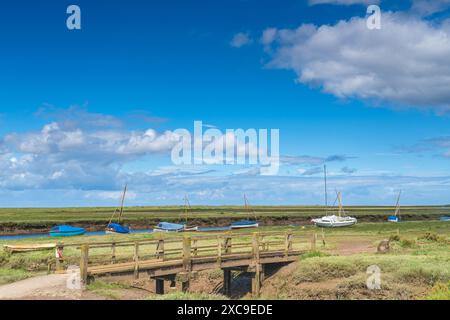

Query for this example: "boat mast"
[394,191,402,217]
[244,194,256,220]
[324,165,328,215]
[118,184,127,224]
[184,194,191,224]
[337,191,343,217]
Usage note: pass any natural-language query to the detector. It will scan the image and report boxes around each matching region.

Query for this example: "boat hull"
[4,244,56,253]
[49,230,85,237]
[49,225,86,237]
[153,228,183,233]
[105,223,130,234]
[183,226,198,232]
[154,222,185,232]
[230,222,259,229]
[387,216,399,223]
[312,216,357,228]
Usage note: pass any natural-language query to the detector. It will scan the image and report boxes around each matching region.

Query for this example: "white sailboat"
[311,165,357,228]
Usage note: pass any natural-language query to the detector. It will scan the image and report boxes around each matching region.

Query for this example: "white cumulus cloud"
[230,32,252,48]
[262,13,450,113]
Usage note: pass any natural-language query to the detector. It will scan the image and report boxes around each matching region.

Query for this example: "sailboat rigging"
[230,194,259,229]
[105,184,130,234]
[388,191,402,223]
[182,194,198,231]
[311,166,357,228]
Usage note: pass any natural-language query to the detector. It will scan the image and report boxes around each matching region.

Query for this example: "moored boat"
[230,219,259,229]
[230,194,259,229]
[311,215,357,228]
[387,191,402,223]
[4,243,56,253]
[49,225,86,237]
[153,222,185,232]
[105,184,130,234]
[312,166,357,228]
[105,222,130,234]
[181,194,198,232]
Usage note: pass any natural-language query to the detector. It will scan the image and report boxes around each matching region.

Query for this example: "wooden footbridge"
[75,232,316,296]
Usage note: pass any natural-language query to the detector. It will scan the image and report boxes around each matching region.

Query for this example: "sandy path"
[0,268,82,299]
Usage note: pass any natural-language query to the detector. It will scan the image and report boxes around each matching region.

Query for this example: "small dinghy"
[4,243,56,253]
[388,191,401,223]
[230,195,259,229]
[105,222,130,234]
[230,219,259,229]
[153,222,185,232]
[49,225,86,237]
[105,184,130,234]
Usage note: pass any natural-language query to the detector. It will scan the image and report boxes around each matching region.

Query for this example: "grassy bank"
[0,205,449,232]
[0,221,449,300]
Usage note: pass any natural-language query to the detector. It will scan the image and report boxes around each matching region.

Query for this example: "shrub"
[419,233,438,242]
[399,239,415,248]
[389,234,400,242]
[426,281,450,300]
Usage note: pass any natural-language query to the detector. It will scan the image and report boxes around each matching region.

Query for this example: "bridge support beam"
[181,280,190,293]
[223,269,231,296]
[155,278,164,295]
[251,264,263,297]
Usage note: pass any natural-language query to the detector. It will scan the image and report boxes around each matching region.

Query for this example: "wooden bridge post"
[133,241,139,279]
[217,236,222,265]
[224,235,232,254]
[181,236,192,292]
[155,278,164,295]
[80,244,89,287]
[223,269,231,296]
[251,264,262,297]
[252,232,260,261]
[156,237,165,260]
[311,233,317,251]
[55,242,64,273]
[284,232,293,258]
[192,239,198,257]
[251,233,262,297]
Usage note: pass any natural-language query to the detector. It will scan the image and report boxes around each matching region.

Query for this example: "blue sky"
[0,0,450,207]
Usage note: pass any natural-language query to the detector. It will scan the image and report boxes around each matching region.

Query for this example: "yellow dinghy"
[3,243,56,253]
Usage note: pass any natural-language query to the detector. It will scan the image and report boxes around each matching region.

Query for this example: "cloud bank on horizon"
[0,106,449,207]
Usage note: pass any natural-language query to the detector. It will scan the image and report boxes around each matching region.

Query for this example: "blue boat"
[49,225,86,237]
[154,222,185,232]
[106,223,130,234]
[387,191,401,223]
[105,185,130,234]
[387,216,399,223]
[440,216,450,222]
